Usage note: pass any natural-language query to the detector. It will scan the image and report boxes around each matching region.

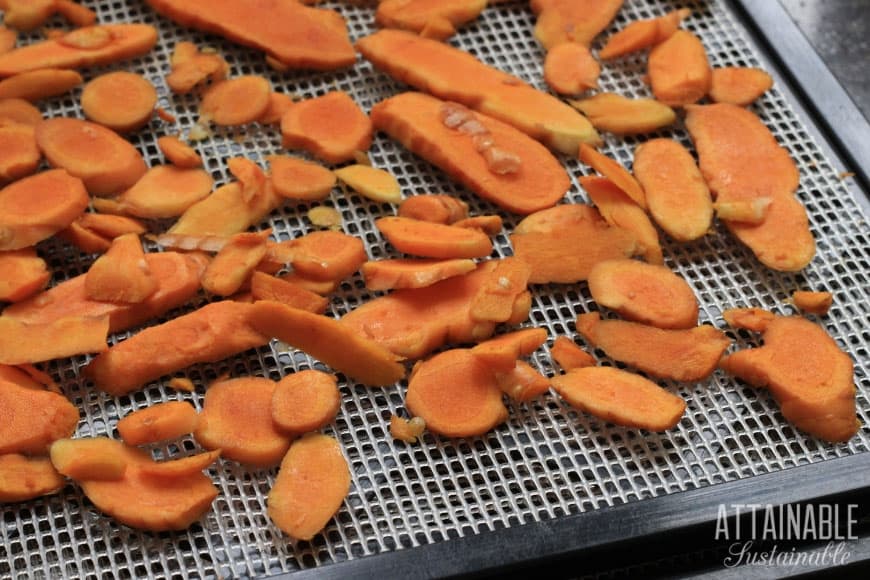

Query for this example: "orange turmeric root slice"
[471,327,548,374]
[165,41,229,95]
[0,454,64,503]
[170,181,282,236]
[85,233,157,304]
[137,449,221,480]
[157,135,202,169]
[648,30,711,107]
[633,138,712,242]
[495,361,550,402]
[202,231,270,297]
[530,0,624,50]
[468,257,532,323]
[569,93,676,135]
[334,164,401,204]
[271,370,340,434]
[576,312,730,382]
[0,24,158,77]
[588,259,697,329]
[709,67,773,107]
[0,169,88,251]
[552,366,686,431]
[0,98,42,126]
[398,194,468,224]
[0,68,82,101]
[371,92,570,214]
[117,401,199,446]
[0,379,78,455]
[581,176,662,265]
[362,258,476,291]
[194,377,292,467]
[112,165,214,219]
[685,103,814,271]
[249,301,406,387]
[200,75,271,127]
[406,348,508,437]
[268,433,350,540]
[792,291,833,315]
[274,230,367,282]
[84,301,270,396]
[510,204,640,284]
[78,441,218,531]
[453,215,503,235]
[2,363,58,393]
[0,0,54,32]
[0,121,39,183]
[579,143,647,209]
[267,155,335,201]
[599,8,690,60]
[543,42,600,95]
[550,336,596,371]
[250,271,328,314]
[713,198,773,225]
[145,0,355,71]
[281,91,372,164]
[56,221,114,254]
[376,216,492,259]
[49,437,127,481]
[720,314,858,443]
[0,315,109,365]
[357,30,600,154]
[375,0,487,40]
[81,72,156,133]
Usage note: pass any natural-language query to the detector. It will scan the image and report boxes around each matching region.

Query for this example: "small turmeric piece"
[157,136,202,169]
[543,42,600,95]
[257,92,295,125]
[0,68,82,101]
[375,0,487,41]
[530,0,624,50]
[550,336,596,371]
[85,233,158,304]
[599,8,690,59]
[791,291,833,315]
[335,164,402,204]
[579,143,647,209]
[495,361,550,402]
[117,401,199,446]
[0,454,64,503]
[280,91,373,164]
[0,248,49,303]
[201,231,270,297]
[398,194,468,224]
[165,41,228,95]
[713,198,773,225]
[470,327,548,373]
[648,30,711,107]
[250,271,329,314]
[569,93,676,136]
[390,415,426,444]
[362,258,476,291]
[709,67,773,107]
[376,216,493,259]
[271,370,340,434]
[49,437,127,481]
[0,379,79,455]
[267,155,335,202]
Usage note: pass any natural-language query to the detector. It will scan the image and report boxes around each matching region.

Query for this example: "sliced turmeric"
[543,42,600,95]
[376,216,492,259]
[470,328,548,374]
[271,230,367,282]
[551,366,686,431]
[792,291,833,315]
[0,364,48,390]
[200,75,271,127]
[85,233,158,304]
[271,370,340,434]
[398,194,468,224]
[0,121,39,183]
[569,93,676,135]
[496,361,550,402]
[258,92,295,125]
[49,437,127,481]
[335,164,401,204]
[54,1,97,27]
[0,454,64,503]
[0,315,109,365]
[81,72,156,133]
[137,449,221,480]
[576,312,730,382]
[169,181,282,236]
[713,198,773,225]
[722,307,777,333]
[550,336,596,371]
[278,272,338,296]
[375,0,487,40]
[468,257,532,323]
[0,379,78,455]
[267,155,335,201]
[0,68,82,101]
[307,206,342,230]
[362,258,476,291]
[250,271,328,314]
[111,165,214,219]
[599,8,691,60]
[530,0,624,50]
[0,98,41,126]
[709,67,773,107]
[0,0,95,32]
[201,231,270,297]
[157,135,202,169]
[165,41,228,95]
[579,143,647,209]
[117,401,199,446]
[281,91,372,164]
[648,30,711,107]
[453,215,503,235]
[719,314,857,443]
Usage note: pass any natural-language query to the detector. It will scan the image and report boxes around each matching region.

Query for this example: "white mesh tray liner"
[2,0,869,578]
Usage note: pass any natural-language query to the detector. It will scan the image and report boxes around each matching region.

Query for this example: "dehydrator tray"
[2,1,869,578]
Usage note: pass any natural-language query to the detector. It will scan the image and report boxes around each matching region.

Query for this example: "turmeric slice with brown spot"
[599,8,690,60]
[50,437,127,481]
[709,67,773,107]
[792,291,833,315]
[376,216,492,259]
[530,0,624,50]
[0,454,64,503]
[271,370,340,434]
[0,122,39,183]
[569,93,676,136]
[281,91,372,164]
[543,42,600,95]
[0,379,79,455]
[362,258,476,291]
[550,336,596,371]
[375,0,487,41]
[85,233,158,304]
[117,401,199,446]
[648,30,711,107]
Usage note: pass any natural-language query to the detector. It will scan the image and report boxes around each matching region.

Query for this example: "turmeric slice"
[633,138,712,242]
[137,449,221,480]
[648,30,711,107]
[268,433,350,540]
[170,181,282,236]
[576,312,730,382]
[0,68,82,100]
[496,361,550,402]
[335,164,401,204]
[405,349,508,437]
[49,437,127,481]
[581,176,662,265]
[307,206,342,230]
[144,0,355,71]
[85,233,157,304]
[35,118,147,196]
[398,194,468,224]
[81,72,156,133]
[390,415,426,444]
[709,67,773,107]
[0,364,45,390]
[0,315,109,365]
[550,336,596,371]
[722,307,777,333]
[453,215,503,235]
[200,75,271,127]
[598,8,691,60]
[0,169,88,251]
[551,367,686,431]
[54,1,97,27]
[588,259,698,329]
[157,135,202,169]
[278,272,338,296]
[111,165,214,219]
[543,42,600,95]
[470,327,548,374]
[569,93,676,135]
[78,442,218,531]
[274,231,367,282]
[271,370,340,433]
[371,92,570,214]
[713,198,773,225]
[579,143,646,209]
[84,301,269,396]
[685,103,814,271]
[357,31,600,153]
[719,314,857,442]
[268,156,335,201]
[280,91,372,164]
[78,212,146,239]
[468,257,532,323]
[1,0,94,32]
[530,0,623,49]
[0,24,158,77]
[117,401,199,446]
[0,379,78,455]
[0,121,39,183]
[258,92,295,125]
[510,204,640,284]
[167,377,196,393]
[0,454,64,503]
[792,291,833,315]
[0,98,41,126]
[362,258,476,291]
[56,221,113,253]
[375,0,487,41]
[165,41,228,95]
[249,301,406,387]
[250,271,328,314]
[201,231,270,297]
[376,216,493,259]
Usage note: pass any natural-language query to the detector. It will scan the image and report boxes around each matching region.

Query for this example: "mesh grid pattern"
[2,0,870,578]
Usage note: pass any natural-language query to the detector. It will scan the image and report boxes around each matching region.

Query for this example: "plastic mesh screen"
[2,0,869,578]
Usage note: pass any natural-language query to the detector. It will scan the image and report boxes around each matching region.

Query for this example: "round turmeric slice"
[200,75,271,126]
[0,98,42,127]
[0,121,39,183]
[271,370,340,434]
[280,91,373,164]
[267,155,335,201]
[81,72,157,133]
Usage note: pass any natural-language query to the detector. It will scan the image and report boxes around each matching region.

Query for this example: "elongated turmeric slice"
[720,314,857,442]
[552,366,685,431]
[201,231,270,297]
[268,433,350,540]
[0,379,78,455]
[137,449,221,480]
[0,454,64,503]
[157,135,202,169]
[81,72,156,133]
[648,30,711,107]
[550,336,596,371]
[274,230,367,282]
[0,68,82,101]
[362,258,476,291]
[165,41,228,95]
[54,1,96,27]
[713,198,773,225]
[0,121,39,182]
[280,91,372,164]
[0,315,109,365]
[200,75,271,126]
[249,301,405,387]
[470,327,548,373]
[50,437,127,481]
[581,176,662,264]
[495,361,550,402]
[576,312,730,382]
[85,301,269,396]
[543,42,599,95]
[78,442,218,531]
[633,138,712,242]
[0,24,158,77]
[109,165,214,219]
[371,92,570,214]
[398,194,468,224]
[709,67,773,107]
[267,156,335,201]
[117,401,199,446]
[271,370,340,433]
[0,249,49,303]
[85,234,157,304]
[145,0,354,70]
[792,291,833,315]
[685,103,814,271]
[376,216,492,259]
[579,143,646,209]
[569,93,676,135]
[530,0,623,50]
[588,259,697,329]
[170,181,282,236]
[357,31,600,153]
[0,363,58,393]
[510,204,639,284]
[335,164,401,204]
[250,271,328,314]
[375,0,487,40]
[599,8,690,59]
[0,98,41,126]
